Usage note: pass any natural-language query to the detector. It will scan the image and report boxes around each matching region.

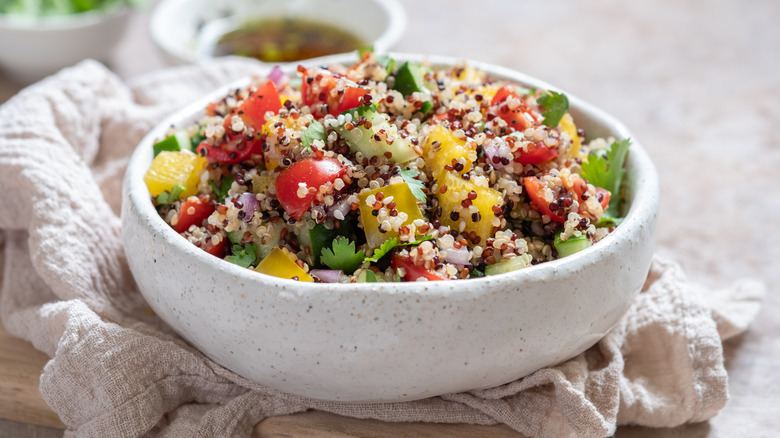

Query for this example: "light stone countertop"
[1,0,778,436]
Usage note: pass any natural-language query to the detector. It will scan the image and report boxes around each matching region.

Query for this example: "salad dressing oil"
[211,18,364,63]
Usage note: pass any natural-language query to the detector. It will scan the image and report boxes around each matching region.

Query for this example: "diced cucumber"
[293,220,351,267]
[256,221,283,259]
[393,61,431,96]
[227,230,244,244]
[356,269,379,283]
[154,184,185,206]
[485,253,532,276]
[336,106,419,163]
[554,233,592,258]
[153,131,191,157]
[393,61,433,114]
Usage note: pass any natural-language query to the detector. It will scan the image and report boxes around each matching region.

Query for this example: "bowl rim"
[0,4,130,30]
[149,0,407,64]
[124,52,659,297]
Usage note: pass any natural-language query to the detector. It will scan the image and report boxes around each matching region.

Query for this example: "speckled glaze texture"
[121,54,659,403]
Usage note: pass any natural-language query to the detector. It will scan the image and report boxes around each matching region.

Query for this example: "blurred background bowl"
[150,0,406,65]
[0,6,133,84]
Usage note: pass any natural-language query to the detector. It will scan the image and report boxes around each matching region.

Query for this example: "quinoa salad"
[143,52,631,283]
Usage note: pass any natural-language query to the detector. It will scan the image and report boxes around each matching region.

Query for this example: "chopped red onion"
[444,246,471,265]
[329,199,351,220]
[310,269,343,283]
[238,192,257,222]
[268,66,287,88]
[484,139,512,169]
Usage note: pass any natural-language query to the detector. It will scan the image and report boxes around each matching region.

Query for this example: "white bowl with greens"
[122,53,659,402]
[0,0,136,83]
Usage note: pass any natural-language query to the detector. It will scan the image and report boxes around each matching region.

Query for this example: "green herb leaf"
[320,237,365,274]
[362,234,434,264]
[363,238,399,263]
[226,243,258,268]
[469,268,485,278]
[538,91,569,127]
[580,138,631,219]
[227,230,244,244]
[301,120,326,151]
[377,55,396,73]
[398,169,427,203]
[155,184,185,206]
[210,175,234,202]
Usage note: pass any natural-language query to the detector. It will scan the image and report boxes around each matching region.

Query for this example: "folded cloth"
[0,60,765,438]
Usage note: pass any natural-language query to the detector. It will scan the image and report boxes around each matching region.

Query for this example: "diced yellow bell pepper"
[251,174,276,195]
[358,183,424,248]
[423,125,475,182]
[254,247,313,282]
[455,64,485,83]
[474,85,500,102]
[437,171,503,244]
[144,150,206,198]
[560,113,582,159]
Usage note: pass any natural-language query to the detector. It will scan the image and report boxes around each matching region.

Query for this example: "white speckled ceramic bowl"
[122,53,659,403]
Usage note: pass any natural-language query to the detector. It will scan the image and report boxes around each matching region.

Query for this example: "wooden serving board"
[0,324,524,437]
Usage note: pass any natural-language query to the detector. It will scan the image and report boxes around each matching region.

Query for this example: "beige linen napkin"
[0,60,764,438]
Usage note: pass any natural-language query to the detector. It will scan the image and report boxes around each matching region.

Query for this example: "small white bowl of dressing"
[150,0,406,65]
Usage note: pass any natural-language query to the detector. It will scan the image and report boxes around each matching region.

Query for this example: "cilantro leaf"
[398,169,427,203]
[362,234,435,264]
[321,237,365,274]
[226,243,258,268]
[538,91,569,127]
[301,120,326,151]
[581,138,631,219]
[363,238,399,263]
[210,175,234,202]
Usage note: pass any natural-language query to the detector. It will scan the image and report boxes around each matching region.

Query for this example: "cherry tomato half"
[335,86,371,115]
[491,86,539,131]
[196,136,264,164]
[204,237,227,258]
[197,80,280,164]
[234,80,282,131]
[300,68,369,117]
[523,176,565,224]
[569,176,611,216]
[175,197,216,233]
[514,141,559,165]
[274,157,347,220]
[391,252,445,282]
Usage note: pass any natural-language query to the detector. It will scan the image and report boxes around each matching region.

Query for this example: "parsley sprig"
[226,243,259,268]
[321,237,365,274]
[398,169,427,203]
[209,175,234,203]
[538,91,569,127]
[362,235,435,264]
[581,138,631,223]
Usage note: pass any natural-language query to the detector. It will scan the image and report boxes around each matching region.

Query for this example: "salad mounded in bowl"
[124,52,658,402]
[144,51,630,283]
